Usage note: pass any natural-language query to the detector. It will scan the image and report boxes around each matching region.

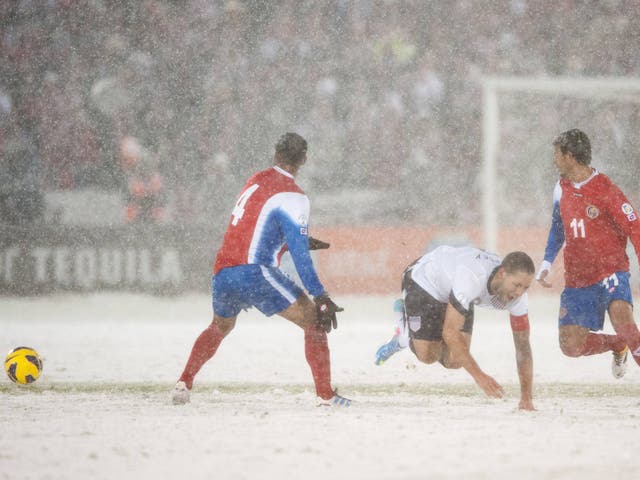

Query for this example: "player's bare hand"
[536,269,552,288]
[518,398,536,411]
[475,373,504,398]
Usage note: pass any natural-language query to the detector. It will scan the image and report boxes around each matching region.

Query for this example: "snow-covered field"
[2,293,640,480]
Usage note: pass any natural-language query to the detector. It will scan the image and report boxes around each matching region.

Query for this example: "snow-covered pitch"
[2,293,639,480]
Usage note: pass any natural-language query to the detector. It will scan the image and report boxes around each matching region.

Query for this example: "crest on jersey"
[622,203,637,221]
[408,316,421,332]
[585,205,599,219]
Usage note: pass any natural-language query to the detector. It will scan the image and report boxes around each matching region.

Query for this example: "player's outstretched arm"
[512,328,535,411]
[538,185,564,288]
[442,305,504,399]
[536,261,553,289]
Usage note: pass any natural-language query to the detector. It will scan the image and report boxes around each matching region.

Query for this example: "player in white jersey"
[375,246,536,410]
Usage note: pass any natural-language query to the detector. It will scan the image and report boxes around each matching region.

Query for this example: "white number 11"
[570,218,585,238]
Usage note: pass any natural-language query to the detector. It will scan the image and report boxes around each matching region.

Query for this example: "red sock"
[178,323,226,389]
[304,325,333,400]
[582,333,626,356]
[615,323,640,366]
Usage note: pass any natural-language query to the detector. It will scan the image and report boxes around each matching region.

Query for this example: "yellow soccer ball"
[4,347,43,385]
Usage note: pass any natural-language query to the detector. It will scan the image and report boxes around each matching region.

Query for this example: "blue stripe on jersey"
[543,183,565,264]
[544,199,565,264]
[251,209,284,266]
[250,206,324,297]
[280,211,324,297]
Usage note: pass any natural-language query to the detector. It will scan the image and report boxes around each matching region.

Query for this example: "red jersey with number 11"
[544,170,640,288]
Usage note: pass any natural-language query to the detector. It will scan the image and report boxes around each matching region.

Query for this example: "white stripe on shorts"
[260,266,297,303]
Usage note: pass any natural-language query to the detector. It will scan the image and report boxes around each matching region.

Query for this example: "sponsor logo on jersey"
[300,227,308,235]
[628,213,637,222]
[586,205,599,219]
[298,214,308,225]
[621,203,634,215]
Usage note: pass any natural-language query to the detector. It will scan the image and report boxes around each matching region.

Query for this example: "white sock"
[393,298,409,348]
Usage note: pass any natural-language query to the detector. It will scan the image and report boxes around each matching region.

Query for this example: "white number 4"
[570,218,585,238]
[231,184,259,226]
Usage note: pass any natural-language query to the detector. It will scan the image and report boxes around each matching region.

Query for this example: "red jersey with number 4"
[558,171,640,288]
[212,166,325,296]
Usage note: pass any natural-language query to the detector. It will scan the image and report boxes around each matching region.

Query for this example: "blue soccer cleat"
[374,332,402,366]
[317,391,352,408]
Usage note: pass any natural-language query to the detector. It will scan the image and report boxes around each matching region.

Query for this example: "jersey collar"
[571,168,598,189]
[273,165,294,179]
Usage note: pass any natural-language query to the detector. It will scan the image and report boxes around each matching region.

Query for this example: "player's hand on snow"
[518,398,536,411]
[536,269,553,288]
[474,372,504,398]
[314,294,343,333]
[308,237,330,250]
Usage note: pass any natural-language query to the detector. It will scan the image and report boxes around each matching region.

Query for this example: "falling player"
[172,132,350,407]
[375,246,536,410]
[537,129,640,378]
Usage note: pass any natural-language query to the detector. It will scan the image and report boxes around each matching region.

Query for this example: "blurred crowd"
[2,0,640,226]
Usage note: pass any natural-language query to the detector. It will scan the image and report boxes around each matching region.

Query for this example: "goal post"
[481,75,640,253]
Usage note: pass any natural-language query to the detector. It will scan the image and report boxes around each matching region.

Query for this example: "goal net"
[481,76,640,257]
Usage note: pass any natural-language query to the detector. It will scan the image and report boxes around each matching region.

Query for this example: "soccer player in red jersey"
[537,129,640,377]
[172,133,350,407]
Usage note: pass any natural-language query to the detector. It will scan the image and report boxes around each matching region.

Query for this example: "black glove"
[308,236,330,250]
[314,294,344,333]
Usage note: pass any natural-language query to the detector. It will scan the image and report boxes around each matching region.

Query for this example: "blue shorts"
[212,265,304,318]
[559,271,633,331]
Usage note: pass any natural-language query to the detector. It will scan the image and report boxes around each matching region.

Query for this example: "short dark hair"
[553,129,591,165]
[275,132,307,165]
[501,251,535,275]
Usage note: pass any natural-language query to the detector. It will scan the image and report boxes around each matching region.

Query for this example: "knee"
[559,338,584,357]
[213,316,236,336]
[297,301,318,331]
[414,349,440,365]
[441,358,462,369]
[305,301,318,322]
